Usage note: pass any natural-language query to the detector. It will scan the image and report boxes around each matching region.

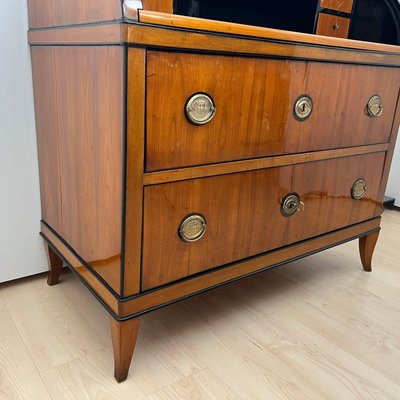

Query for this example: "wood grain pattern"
[0,275,107,373]
[27,0,122,28]
[320,0,354,13]
[143,0,173,13]
[124,48,146,296]
[148,368,242,400]
[0,373,52,400]
[28,23,125,45]
[110,317,140,382]
[243,301,400,399]
[0,300,42,392]
[32,46,125,294]
[2,210,400,398]
[39,348,148,399]
[143,144,389,185]
[142,153,385,289]
[359,230,380,272]
[120,218,381,317]
[41,223,120,315]
[27,0,400,383]
[41,214,382,321]
[44,242,63,286]
[26,0,169,29]
[138,11,400,54]
[31,47,63,234]
[316,13,350,39]
[28,22,400,67]
[127,24,400,66]
[124,0,173,20]
[24,2,399,52]
[146,51,399,170]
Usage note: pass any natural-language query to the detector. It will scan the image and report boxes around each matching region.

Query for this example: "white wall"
[0,2,47,282]
[386,139,400,207]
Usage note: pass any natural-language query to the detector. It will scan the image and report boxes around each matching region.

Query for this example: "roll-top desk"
[28,0,400,382]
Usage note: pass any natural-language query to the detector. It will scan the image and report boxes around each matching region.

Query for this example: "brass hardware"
[179,214,207,242]
[294,95,313,121]
[297,201,306,212]
[333,23,340,29]
[185,93,216,125]
[366,95,383,117]
[351,179,367,200]
[281,193,305,217]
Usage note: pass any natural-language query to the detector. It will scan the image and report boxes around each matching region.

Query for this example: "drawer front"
[146,52,399,171]
[142,152,385,289]
[320,0,353,13]
[316,13,350,38]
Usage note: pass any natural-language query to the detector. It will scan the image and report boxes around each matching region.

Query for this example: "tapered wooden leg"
[44,242,63,286]
[359,231,380,272]
[110,317,140,383]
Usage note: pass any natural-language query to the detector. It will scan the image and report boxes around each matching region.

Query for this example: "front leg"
[359,230,380,272]
[110,317,140,382]
[44,241,63,286]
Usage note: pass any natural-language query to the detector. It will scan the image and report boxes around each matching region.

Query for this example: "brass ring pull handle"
[179,214,207,242]
[366,95,383,117]
[185,93,216,125]
[281,193,305,217]
[293,95,313,121]
[351,178,367,200]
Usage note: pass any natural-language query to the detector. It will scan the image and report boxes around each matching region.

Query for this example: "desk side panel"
[27,0,123,28]
[31,46,125,294]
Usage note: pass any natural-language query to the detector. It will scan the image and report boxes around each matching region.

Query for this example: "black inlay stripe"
[116,227,381,320]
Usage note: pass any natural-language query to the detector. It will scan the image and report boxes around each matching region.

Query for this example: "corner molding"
[124,0,143,21]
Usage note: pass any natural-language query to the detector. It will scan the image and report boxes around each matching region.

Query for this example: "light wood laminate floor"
[1,210,399,399]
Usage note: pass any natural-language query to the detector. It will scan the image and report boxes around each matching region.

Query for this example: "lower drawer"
[142,153,385,290]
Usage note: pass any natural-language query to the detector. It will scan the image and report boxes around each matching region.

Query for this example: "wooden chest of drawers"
[28,0,400,383]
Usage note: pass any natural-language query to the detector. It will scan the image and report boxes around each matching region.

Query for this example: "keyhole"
[294,96,313,121]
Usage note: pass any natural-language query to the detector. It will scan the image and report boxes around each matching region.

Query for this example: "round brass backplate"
[351,179,367,200]
[185,93,216,125]
[294,95,313,121]
[179,214,207,243]
[366,95,383,118]
[281,193,301,217]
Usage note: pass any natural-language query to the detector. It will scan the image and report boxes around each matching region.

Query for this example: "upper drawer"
[142,152,385,290]
[146,51,399,171]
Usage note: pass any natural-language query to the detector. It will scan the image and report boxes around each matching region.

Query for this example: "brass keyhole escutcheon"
[281,193,305,217]
[185,93,216,125]
[179,214,207,243]
[366,95,383,118]
[351,179,367,200]
[333,22,340,30]
[294,95,313,121]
